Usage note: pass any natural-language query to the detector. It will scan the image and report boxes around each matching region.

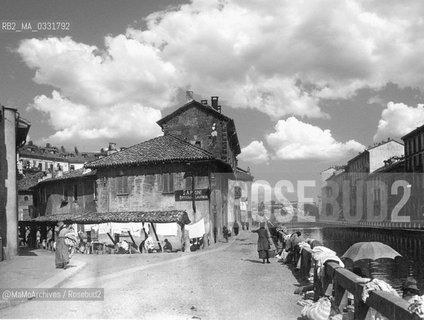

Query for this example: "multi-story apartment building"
[18,142,100,174]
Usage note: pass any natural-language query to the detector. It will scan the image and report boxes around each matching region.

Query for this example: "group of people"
[280,230,309,267]
[251,222,307,265]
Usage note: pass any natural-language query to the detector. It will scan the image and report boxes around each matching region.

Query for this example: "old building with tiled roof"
[17,171,45,222]
[157,97,241,170]
[29,96,253,250]
[86,135,218,168]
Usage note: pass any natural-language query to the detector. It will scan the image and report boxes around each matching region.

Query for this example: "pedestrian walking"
[55,221,71,269]
[233,221,239,236]
[46,228,53,250]
[223,226,229,242]
[252,222,271,264]
[213,227,218,243]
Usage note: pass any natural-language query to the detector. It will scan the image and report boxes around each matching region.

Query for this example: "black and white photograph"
[1,0,424,319]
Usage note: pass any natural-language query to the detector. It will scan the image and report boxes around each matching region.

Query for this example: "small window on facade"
[24,196,29,201]
[73,184,78,201]
[70,165,75,171]
[38,163,42,171]
[116,176,129,194]
[163,173,174,193]
[185,176,193,190]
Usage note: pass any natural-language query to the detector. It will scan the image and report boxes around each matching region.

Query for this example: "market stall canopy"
[31,210,191,225]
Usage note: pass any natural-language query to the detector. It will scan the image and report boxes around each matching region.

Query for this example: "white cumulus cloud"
[373,102,424,141]
[266,117,365,160]
[31,91,162,144]
[16,0,424,144]
[17,36,172,145]
[239,140,270,164]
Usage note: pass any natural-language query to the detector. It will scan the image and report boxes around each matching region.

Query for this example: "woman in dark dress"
[55,221,70,269]
[252,222,270,264]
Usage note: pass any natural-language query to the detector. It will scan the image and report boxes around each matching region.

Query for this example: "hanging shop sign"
[175,189,209,201]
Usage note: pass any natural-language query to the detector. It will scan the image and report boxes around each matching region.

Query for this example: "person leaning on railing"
[285,231,303,265]
[402,277,420,303]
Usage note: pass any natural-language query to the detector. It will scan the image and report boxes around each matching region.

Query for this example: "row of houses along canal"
[289,224,424,294]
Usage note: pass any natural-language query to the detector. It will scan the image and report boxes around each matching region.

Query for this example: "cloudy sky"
[2,0,424,200]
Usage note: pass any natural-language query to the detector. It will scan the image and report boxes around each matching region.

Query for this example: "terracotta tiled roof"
[32,210,190,225]
[19,146,99,163]
[36,168,96,185]
[85,135,215,168]
[18,171,46,191]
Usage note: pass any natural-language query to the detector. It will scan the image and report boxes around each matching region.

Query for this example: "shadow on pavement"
[278,260,311,287]
[242,258,266,264]
[18,247,38,256]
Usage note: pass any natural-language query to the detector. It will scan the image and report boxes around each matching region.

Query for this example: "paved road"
[0,231,302,319]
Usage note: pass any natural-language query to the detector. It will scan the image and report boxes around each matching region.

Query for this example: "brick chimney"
[211,96,221,113]
[107,142,117,155]
[211,96,218,109]
[201,99,208,105]
[108,142,116,151]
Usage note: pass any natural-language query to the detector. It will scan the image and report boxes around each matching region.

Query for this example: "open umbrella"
[342,242,401,262]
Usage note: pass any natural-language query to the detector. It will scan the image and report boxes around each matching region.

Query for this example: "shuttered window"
[116,176,129,194]
[163,173,174,193]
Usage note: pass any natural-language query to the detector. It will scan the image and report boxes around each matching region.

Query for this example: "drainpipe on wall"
[191,172,196,217]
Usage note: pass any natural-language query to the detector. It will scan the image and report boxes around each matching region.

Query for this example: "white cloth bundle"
[408,295,424,319]
[362,279,399,302]
[301,297,331,320]
[312,246,344,279]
